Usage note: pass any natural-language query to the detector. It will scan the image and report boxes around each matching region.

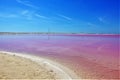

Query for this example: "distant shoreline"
[0,32,119,36]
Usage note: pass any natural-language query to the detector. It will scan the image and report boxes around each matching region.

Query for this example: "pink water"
[0,34,119,79]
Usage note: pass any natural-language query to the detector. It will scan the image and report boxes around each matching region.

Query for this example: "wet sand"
[0,51,77,79]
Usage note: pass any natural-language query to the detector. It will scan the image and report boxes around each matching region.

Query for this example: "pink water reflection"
[0,35,119,79]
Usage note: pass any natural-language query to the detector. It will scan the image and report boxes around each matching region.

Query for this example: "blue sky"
[0,0,119,34]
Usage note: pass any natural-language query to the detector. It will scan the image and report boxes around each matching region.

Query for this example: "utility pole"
[48,27,50,40]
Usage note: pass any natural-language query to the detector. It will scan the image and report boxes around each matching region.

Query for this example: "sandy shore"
[0,51,77,79]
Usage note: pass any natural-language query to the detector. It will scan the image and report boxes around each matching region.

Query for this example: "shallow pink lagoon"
[0,34,119,79]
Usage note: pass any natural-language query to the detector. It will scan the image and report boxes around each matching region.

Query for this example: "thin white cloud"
[87,22,97,27]
[98,17,104,22]
[20,10,34,20]
[57,14,72,21]
[21,10,29,15]
[98,17,107,24]
[35,14,48,19]
[7,14,18,18]
[0,14,18,18]
[26,14,33,20]
[20,10,49,20]
[16,0,39,9]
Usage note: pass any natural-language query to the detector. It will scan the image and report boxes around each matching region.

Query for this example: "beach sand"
[0,53,57,79]
[0,51,76,79]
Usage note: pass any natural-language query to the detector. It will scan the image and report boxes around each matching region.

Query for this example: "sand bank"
[0,51,78,79]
